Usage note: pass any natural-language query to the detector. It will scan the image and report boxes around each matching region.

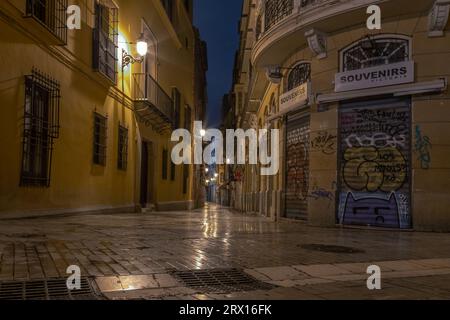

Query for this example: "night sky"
[194,0,243,128]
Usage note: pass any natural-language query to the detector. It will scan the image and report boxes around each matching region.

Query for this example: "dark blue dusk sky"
[194,0,243,128]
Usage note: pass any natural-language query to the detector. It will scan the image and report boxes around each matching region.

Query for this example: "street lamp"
[200,129,206,137]
[122,33,148,70]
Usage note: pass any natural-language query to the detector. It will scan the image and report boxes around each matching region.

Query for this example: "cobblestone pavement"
[0,203,450,299]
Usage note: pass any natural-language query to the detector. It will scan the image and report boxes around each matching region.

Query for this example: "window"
[93,1,118,83]
[341,36,411,72]
[183,164,189,194]
[118,125,128,171]
[93,113,107,166]
[161,0,174,22]
[287,62,311,92]
[184,0,190,14]
[172,88,181,129]
[25,0,68,43]
[170,162,176,181]
[20,69,61,187]
[162,149,168,180]
[184,105,192,131]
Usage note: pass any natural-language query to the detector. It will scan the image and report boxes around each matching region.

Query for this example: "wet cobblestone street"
[1,204,450,299]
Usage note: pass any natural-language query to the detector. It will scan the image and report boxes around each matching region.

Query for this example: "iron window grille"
[341,37,411,72]
[93,0,118,83]
[286,62,311,92]
[264,0,294,32]
[118,125,128,171]
[93,112,107,166]
[25,0,68,44]
[20,68,61,187]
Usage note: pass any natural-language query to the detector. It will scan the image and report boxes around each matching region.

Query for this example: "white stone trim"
[428,0,450,37]
[305,28,327,59]
[316,79,447,104]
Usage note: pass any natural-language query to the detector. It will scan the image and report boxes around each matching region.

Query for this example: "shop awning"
[316,78,447,104]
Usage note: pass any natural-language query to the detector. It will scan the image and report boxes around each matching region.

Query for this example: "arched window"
[269,93,277,114]
[286,62,311,92]
[341,35,411,72]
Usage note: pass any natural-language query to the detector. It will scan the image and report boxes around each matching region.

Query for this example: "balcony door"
[141,21,157,101]
[140,141,155,209]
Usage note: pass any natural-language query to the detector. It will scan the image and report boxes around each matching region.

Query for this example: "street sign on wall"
[279,83,309,112]
[335,61,415,92]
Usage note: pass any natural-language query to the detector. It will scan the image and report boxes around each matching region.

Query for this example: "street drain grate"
[0,277,99,300]
[300,244,365,254]
[171,268,276,293]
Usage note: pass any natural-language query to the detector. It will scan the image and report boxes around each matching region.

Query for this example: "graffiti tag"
[311,131,337,155]
[414,125,432,170]
[345,133,406,149]
[342,193,400,228]
[343,146,407,192]
[309,187,334,201]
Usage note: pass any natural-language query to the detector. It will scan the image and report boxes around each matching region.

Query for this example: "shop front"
[338,98,412,229]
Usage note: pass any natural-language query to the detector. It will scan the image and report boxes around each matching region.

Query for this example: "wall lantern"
[265,65,297,84]
[122,33,148,71]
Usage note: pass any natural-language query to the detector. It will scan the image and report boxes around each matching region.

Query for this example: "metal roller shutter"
[285,113,310,220]
[338,98,412,229]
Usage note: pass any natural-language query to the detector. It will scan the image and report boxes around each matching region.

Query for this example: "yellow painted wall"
[0,0,197,216]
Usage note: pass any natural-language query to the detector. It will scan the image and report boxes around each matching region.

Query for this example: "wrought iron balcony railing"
[133,73,174,130]
[264,0,294,32]
[261,0,341,36]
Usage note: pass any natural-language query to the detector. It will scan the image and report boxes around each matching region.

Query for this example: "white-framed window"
[340,34,412,72]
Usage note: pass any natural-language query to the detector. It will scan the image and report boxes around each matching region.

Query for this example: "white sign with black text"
[279,83,309,112]
[335,61,415,92]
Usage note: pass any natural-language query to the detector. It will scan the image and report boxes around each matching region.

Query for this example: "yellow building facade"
[232,0,450,232]
[0,0,202,218]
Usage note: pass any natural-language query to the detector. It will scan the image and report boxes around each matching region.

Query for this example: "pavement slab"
[0,204,449,300]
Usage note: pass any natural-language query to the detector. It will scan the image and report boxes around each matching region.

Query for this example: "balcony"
[248,0,438,102]
[252,0,436,68]
[133,73,174,133]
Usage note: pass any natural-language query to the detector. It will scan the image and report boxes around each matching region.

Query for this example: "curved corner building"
[231,0,450,232]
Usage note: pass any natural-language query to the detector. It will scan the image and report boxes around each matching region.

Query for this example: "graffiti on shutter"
[285,115,310,220]
[338,98,412,229]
